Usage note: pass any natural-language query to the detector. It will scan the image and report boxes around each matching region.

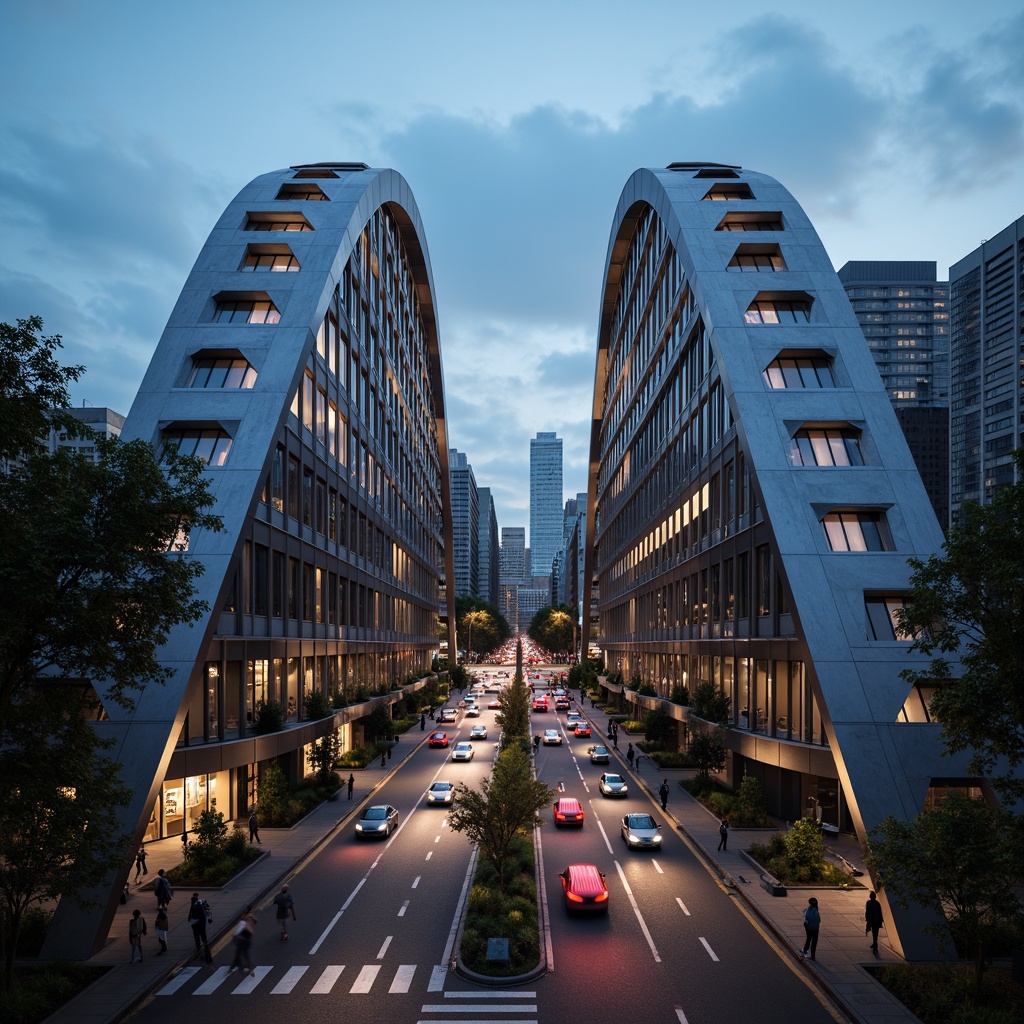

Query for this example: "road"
[129,673,840,1024]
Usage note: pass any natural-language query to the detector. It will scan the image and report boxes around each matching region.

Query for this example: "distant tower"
[476,487,500,606]
[449,449,479,598]
[529,431,563,575]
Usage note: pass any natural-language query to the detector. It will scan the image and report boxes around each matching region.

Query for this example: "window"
[186,356,257,388]
[789,428,864,466]
[716,211,783,231]
[275,183,329,201]
[865,595,912,641]
[823,512,892,552]
[763,355,836,388]
[214,299,280,324]
[744,297,811,324]
[756,546,771,616]
[702,183,755,201]
[245,212,313,231]
[728,244,784,271]
[270,447,284,512]
[163,428,232,466]
[241,248,300,272]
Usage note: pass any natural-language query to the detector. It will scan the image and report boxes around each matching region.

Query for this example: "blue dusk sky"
[1,0,1022,539]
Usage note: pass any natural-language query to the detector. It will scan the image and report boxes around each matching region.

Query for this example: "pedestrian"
[717,817,729,851]
[134,845,148,882]
[420,713,426,731]
[155,906,169,954]
[273,884,296,941]
[627,743,635,768]
[801,897,820,960]
[532,733,540,752]
[230,914,256,974]
[248,809,261,845]
[659,778,670,810]
[188,893,212,962]
[865,890,884,950]
[154,868,173,910]
[347,773,355,799]
[128,908,147,963]
[380,749,386,768]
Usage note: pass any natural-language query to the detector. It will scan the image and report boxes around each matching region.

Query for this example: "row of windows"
[214,299,280,324]
[186,357,257,389]
[744,298,810,324]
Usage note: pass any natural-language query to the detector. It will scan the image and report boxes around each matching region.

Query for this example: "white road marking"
[377,935,393,958]
[444,991,537,997]
[398,900,410,917]
[310,965,344,993]
[193,966,231,995]
[699,937,720,962]
[389,964,417,992]
[417,1020,537,1024]
[594,813,615,855]
[613,860,662,962]
[676,897,691,916]
[412,875,422,888]
[675,1007,690,1024]
[652,859,664,874]
[309,876,366,954]
[271,965,308,994]
[426,851,433,860]
[350,964,381,993]
[428,964,448,992]
[156,966,201,994]
[434,835,441,843]
[231,965,271,994]
[420,1006,537,1014]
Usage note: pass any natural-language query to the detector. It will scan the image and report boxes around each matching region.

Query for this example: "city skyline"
[1,0,1022,533]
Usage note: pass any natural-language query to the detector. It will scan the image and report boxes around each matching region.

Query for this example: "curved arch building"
[584,164,967,958]
[48,164,456,956]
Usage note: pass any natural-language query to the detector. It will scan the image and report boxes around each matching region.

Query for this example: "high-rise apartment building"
[47,406,125,459]
[476,487,500,606]
[838,261,950,527]
[498,526,527,628]
[449,449,479,599]
[529,431,563,574]
[949,215,1024,520]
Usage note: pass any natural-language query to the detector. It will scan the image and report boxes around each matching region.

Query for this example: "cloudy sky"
[2,0,1022,539]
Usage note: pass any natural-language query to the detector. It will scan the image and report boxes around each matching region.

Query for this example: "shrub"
[731,776,772,827]
[252,698,285,734]
[670,682,690,706]
[690,681,730,723]
[303,689,332,720]
[337,745,375,768]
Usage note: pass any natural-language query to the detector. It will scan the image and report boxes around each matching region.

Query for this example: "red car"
[488,698,501,709]
[532,698,549,712]
[553,797,585,827]
[427,731,449,748]
[559,863,609,913]
[574,722,592,738]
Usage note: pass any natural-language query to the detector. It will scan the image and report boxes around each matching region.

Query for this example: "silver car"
[426,781,454,805]
[469,724,488,740]
[451,741,475,762]
[543,729,562,745]
[599,773,629,797]
[355,803,399,839]
[588,744,611,764]
[621,812,662,848]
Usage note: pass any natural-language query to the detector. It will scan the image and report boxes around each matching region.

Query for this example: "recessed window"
[823,512,891,551]
[275,183,328,201]
[292,168,339,179]
[790,428,864,466]
[728,244,785,272]
[187,357,257,389]
[241,246,300,272]
[716,212,784,231]
[214,299,280,324]
[702,183,755,201]
[763,355,836,388]
[744,295,811,324]
[865,595,912,641]
[244,213,313,232]
[163,428,232,466]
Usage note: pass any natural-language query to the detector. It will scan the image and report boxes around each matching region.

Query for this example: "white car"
[464,705,481,717]
[599,773,629,797]
[439,707,458,724]
[426,781,454,805]
[566,713,584,729]
[470,724,488,740]
[451,741,475,762]
[621,812,662,848]
[542,729,562,745]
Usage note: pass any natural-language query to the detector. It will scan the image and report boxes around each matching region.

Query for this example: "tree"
[496,670,530,745]
[896,449,1024,800]
[689,731,727,778]
[0,686,131,989]
[784,817,827,880]
[447,746,553,889]
[256,760,291,827]
[527,605,577,659]
[307,731,341,789]
[869,792,1024,992]
[690,681,731,724]
[455,597,510,659]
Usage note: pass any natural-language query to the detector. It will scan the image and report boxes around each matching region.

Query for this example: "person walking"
[627,743,635,768]
[347,773,355,799]
[230,914,256,974]
[273,884,296,941]
[155,906,169,955]
[801,897,821,960]
[128,908,147,963]
[717,817,729,851]
[380,749,386,768]
[420,713,426,731]
[659,778,670,810]
[134,845,148,882]
[865,890,884,950]
[188,893,212,963]
[248,809,261,845]
[154,868,173,910]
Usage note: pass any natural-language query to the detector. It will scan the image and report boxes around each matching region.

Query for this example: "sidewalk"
[43,740,422,1024]
[582,698,921,1024]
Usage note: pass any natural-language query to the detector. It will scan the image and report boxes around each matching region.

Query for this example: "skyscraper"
[498,526,526,627]
[837,261,951,528]
[949,215,1024,521]
[476,487,500,606]
[449,449,479,599]
[529,431,562,575]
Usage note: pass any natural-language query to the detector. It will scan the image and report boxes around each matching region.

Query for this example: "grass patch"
[459,834,540,976]
[867,964,1024,1024]
[6,963,108,1024]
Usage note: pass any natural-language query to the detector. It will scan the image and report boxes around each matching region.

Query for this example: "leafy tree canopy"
[455,596,510,657]
[689,730,727,778]
[527,604,577,659]
[897,449,1024,799]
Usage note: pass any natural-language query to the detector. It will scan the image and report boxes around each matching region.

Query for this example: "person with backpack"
[717,817,729,851]
[802,897,821,960]
[659,778,670,810]
[273,884,296,941]
[154,869,173,910]
[188,893,212,962]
